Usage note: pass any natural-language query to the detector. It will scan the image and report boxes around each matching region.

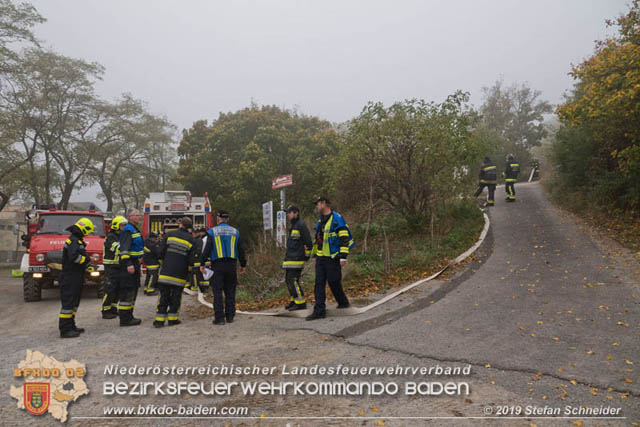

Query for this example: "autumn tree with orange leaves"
[554,1,640,210]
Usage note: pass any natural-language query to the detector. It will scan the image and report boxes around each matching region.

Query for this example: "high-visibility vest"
[207,223,240,261]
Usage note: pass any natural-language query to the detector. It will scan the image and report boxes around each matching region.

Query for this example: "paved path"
[1,182,638,426]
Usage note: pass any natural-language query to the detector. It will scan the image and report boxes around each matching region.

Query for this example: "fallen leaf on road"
[624,378,633,383]
[625,360,633,365]
[552,337,560,341]
[570,380,577,385]
[586,350,594,355]
[531,333,537,337]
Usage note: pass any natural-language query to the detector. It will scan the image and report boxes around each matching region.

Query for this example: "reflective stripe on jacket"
[157,228,195,287]
[480,164,497,184]
[312,211,354,259]
[283,217,313,269]
[119,223,144,265]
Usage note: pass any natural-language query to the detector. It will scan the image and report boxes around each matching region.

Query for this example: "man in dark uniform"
[59,217,94,338]
[306,197,354,321]
[101,215,127,319]
[143,232,161,295]
[189,227,208,293]
[474,156,497,207]
[153,217,196,327]
[503,154,520,202]
[282,205,312,311]
[118,209,145,326]
[201,210,246,325]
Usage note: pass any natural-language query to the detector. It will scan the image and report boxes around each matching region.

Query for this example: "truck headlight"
[33,273,43,279]
[90,271,100,277]
[91,253,100,263]
[35,254,45,262]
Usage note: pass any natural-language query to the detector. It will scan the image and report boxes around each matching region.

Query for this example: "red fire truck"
[20,207,107,302]
[142,191,214,238]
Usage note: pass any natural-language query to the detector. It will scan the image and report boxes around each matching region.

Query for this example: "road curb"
[197,209,491,317]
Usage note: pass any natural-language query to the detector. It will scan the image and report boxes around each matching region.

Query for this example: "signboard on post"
[271,174,293,190]
[262,201,273,231]
[276,210,287,247]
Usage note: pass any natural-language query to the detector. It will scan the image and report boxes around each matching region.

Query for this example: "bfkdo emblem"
[24,383,50,416]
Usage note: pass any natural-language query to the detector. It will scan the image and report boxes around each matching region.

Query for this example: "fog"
[26,0,627,206]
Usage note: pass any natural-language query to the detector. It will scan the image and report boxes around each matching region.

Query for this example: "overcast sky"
[27,0,627,206]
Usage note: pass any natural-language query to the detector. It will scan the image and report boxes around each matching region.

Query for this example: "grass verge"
[187,200,484,318]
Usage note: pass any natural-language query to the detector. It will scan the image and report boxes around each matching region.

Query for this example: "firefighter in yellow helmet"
[59,217,94,338]
[101,216,127,319]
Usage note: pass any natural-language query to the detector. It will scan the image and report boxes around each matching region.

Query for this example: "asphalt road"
[1,182,638,426]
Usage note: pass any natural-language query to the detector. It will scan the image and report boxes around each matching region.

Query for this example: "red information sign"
[272,174,293,189]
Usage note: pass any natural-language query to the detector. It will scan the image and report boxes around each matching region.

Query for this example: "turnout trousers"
[59,271,84,333]
[101,266,120,315]
[474,183,496,205]
[505,179,516,201]
[118,259,140,322]
[143,267,159,294]
[211,260,237,322]
[313,257,349,316]
[155,284,183,324]
[285,269,306,305]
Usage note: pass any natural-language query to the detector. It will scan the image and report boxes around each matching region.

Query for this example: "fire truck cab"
[142,191,214,238]
[20,207,107,302]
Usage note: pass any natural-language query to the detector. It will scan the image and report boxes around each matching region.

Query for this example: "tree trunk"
[0,190,10,212]
[362,183,374,253]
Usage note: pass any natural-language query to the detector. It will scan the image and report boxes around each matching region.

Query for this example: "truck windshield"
[37,214,105,237]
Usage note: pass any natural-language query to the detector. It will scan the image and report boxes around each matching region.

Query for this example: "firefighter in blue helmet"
[143,232,161,295]
[282,205,312,311]
[503,154,520,202]
[306,197,354,321]
[474,156,497,206]
[118,208,144,326]
[200,210,247,325]
[59,217,94,338]
[101,215,127,319]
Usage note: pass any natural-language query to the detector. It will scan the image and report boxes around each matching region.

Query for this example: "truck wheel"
[23,275,42,302]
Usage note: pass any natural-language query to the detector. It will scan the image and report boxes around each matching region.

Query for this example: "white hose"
[198,211,490,317]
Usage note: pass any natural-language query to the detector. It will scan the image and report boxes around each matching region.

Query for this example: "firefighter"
[474,156,497,206]
[143,232,161,295]
[282,205,312,311]
[503,154,520,202]
[201,210,246,325]
[153,217,196,327]
[306,197,354,321]
[190,227,209,293]
[101,216,127,319]
[118,209,144,326]
[186,227,201,294]
[59,217,94,338]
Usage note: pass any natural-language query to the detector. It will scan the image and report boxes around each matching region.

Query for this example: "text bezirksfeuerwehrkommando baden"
[103,363,471,377]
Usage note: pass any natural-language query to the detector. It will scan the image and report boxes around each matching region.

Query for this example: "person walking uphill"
[201,210,246,325]
[306,197,355,321]
[282,205,313,311]
[118,209,145,326]
[59,218,94,338]
[474,156,497,207]
[153,217,196,328]
[503,154,520,202]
